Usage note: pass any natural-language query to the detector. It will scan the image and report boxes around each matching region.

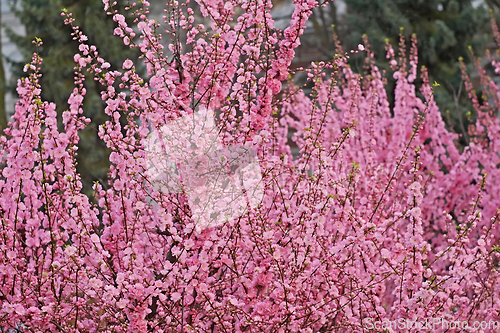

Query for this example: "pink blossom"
[123,59,133,69]
[171,292,182,302]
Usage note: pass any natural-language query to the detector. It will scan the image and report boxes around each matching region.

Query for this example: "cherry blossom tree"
[1,0,500,332]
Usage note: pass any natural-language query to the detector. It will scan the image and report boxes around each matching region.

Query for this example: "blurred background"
[0,0,498,196]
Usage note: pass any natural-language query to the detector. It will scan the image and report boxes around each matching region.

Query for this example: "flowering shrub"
[1,0,500,332]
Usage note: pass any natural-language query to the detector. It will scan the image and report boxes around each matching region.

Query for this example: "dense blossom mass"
[1,0,500,332]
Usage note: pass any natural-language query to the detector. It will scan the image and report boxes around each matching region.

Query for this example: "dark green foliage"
[6,0,139,198]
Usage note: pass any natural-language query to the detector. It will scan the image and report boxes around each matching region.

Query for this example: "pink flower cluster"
[1,0,500,332]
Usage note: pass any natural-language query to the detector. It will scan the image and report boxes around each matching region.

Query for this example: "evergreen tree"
[6,0,139,197]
